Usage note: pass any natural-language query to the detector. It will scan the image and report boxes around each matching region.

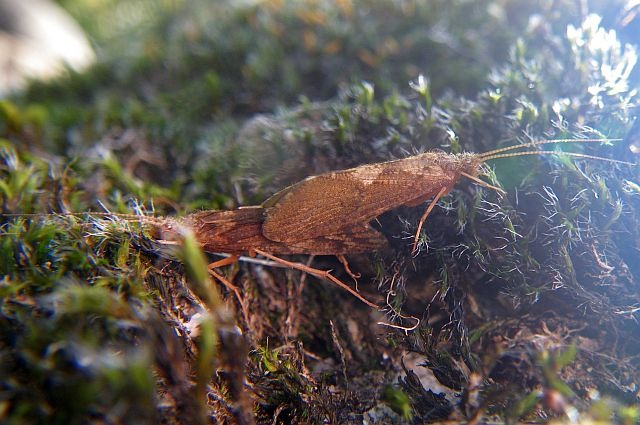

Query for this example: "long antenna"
[481,150,635,165]
[478,138,623,159]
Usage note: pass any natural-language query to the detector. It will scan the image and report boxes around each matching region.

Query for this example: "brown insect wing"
[262,153,457,243]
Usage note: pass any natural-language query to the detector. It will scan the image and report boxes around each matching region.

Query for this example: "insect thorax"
[435,152,483,178]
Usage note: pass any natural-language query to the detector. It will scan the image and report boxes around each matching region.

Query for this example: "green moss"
[383,385,413,421]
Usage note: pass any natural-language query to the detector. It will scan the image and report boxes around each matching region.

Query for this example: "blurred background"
[2,0,640,97]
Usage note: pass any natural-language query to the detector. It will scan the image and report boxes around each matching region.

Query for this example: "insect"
[261,138,633,254]
[102,137,637,311]
[169,137,631,311]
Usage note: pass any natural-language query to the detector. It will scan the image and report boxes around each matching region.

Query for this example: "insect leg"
[207,261,240,293]
[337,254,361,281]
[208,255,241,270]
[252,249,379,309]
[207,255,251,324]
[460,171,506,194]
[412,186,448,255]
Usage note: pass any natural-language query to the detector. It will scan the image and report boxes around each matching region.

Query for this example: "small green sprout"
[383,385,413,421]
